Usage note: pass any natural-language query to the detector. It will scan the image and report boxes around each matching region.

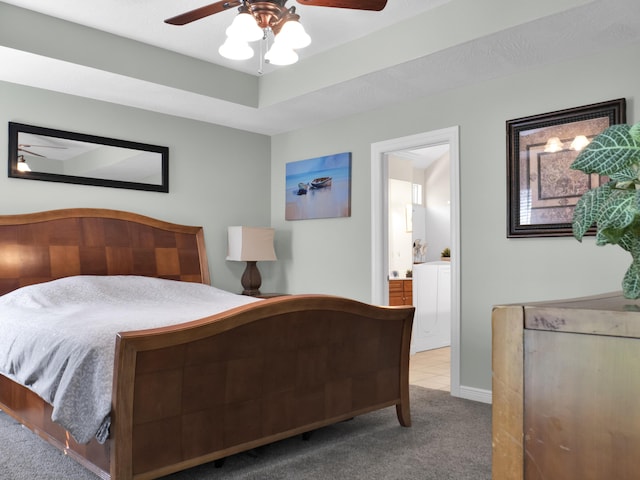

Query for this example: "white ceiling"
[404,145,450,170]
[0,0,450,76]
[1,0,640,135]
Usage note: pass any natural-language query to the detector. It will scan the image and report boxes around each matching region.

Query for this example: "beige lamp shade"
[226,226,277,262]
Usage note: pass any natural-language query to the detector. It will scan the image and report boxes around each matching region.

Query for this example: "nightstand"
[254,292,288,299]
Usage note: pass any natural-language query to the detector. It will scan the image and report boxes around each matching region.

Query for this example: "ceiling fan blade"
[19,144,67,149]
[164,0,242,26]
[18,148,46,157]
[296,0,387,11]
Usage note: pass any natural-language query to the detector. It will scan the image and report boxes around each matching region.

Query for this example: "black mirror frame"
[8,122,169,193]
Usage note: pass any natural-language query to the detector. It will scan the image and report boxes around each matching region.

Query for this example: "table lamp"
[226,226,277,296]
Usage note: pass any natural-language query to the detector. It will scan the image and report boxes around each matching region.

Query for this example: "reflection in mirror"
[8,123,169,192]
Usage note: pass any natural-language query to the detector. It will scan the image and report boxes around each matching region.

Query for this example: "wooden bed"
[0,208,414,480]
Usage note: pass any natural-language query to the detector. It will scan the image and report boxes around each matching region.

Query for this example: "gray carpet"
[0,386,491,479]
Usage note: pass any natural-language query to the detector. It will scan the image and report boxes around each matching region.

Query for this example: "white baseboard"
[455,385,492,404]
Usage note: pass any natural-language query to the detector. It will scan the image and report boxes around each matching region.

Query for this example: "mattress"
[0,275,259,444]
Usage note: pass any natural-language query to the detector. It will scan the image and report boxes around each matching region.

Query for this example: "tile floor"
[409,346,450,391]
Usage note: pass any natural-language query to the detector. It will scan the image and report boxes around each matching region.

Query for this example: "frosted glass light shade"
[265,43,298,66]
[226,12,264,42]
[226,226,277,262]
[17,159,31,172]
[276,20,311,49]
[219,38,254,60]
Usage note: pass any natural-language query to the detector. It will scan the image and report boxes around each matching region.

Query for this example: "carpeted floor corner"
[0,386,491,479]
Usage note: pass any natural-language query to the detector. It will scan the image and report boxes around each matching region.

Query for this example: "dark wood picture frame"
[507,98,626,237]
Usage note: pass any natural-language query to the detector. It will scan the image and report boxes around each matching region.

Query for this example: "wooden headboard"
[0,208,210,296]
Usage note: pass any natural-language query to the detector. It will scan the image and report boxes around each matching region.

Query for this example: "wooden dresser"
[389,279,412,306]
[492,292,640,480]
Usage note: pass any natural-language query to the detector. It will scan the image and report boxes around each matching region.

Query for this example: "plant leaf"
[598,190,640,249]
[609,166,638,182]
[595,227,613,246]
[631,122,640,142]
[597,188,637,231]
[616,195,640,253]
[589,188,640,246]
[618,230,637,252]
[628,230,640,256]
[572,184,611,240]
[571,124,640,176]
[623,261,640,299]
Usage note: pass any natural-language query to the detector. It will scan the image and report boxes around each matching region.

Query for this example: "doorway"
[371,127,460,397]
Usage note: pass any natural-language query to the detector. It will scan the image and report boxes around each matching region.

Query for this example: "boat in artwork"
[296,182,309,195]
[310,177,332,188]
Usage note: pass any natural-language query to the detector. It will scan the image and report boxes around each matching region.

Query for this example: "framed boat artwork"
[285,152,352,221]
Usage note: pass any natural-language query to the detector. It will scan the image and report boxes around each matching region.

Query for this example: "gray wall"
[271,40,639,392]
[0,81,273,294]
[424,154,451,263]
[2,29,638,395]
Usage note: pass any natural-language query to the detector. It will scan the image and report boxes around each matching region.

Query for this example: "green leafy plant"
[571,122,640,298]
[440,247,450,258]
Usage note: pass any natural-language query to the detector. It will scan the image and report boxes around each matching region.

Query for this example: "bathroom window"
[412,183,423,205]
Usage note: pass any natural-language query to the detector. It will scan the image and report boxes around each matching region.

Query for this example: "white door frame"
[371,126,461,397]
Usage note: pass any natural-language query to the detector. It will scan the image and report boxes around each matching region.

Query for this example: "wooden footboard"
[0,209,414,480]
[111,295,414,480]
[0,294,412,480]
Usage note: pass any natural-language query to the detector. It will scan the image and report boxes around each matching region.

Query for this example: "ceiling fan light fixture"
[265,42,298,66]
[276,19,311,49]
[226,11,264,42]
[166,0,388,70]
[219,38,255,60]
[17,155,31,172]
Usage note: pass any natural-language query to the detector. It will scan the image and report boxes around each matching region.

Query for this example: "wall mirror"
[8,122,169,192]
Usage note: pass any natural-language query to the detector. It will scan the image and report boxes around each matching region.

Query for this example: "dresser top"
[497,292,640,338]
[523,291,639,312]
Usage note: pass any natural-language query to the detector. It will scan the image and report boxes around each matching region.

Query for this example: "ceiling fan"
[16,143,67,172]
[18,143,66,158]
[165,0,388,26]
[165,0,388,67]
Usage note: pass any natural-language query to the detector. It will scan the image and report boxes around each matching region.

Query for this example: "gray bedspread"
[0,275,259,444]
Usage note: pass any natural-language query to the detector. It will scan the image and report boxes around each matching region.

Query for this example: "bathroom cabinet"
[389,279,412,306]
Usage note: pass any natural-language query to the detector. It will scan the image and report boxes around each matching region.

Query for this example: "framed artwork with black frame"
[507,98,626,238]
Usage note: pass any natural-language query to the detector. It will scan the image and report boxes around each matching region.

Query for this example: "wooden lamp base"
[241,261,262,296]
